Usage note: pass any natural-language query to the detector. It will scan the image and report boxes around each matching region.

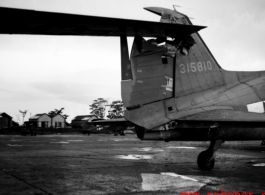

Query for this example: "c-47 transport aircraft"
[1,6,265,170]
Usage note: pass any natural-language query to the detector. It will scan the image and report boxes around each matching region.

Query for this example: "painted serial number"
[179,61,212,74]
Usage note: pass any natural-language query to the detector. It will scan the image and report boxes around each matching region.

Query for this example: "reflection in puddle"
[167,146,197,149]
[135,147,163,152]
[50,142,69,144]
[7,144,22,147]
[247,160,257,164]
[253,163,265,167]
[161,172,198,182]
[116,155,152,160]
[67,140,83,142]
[141,172,205,192]
[113,138,137,142]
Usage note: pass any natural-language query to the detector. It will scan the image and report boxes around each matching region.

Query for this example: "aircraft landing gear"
[120,130,125,136]
[197,139,224,171]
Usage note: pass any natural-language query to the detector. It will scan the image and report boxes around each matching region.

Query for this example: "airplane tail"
[150,7,225,97]
[122,7,224,108]
[122,7,265,129]
[143,7,265,100]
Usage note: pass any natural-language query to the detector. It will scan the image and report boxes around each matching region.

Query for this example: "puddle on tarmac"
[253,163,265,167]
[7,144,22,147]
[141,172,205,192]
[247,160,257,164]
[135,147,163,152]
[113,138,137,142]
[67,140,83,142]
[116,154,152,160]
[161,172,198,182]
[167,146,197,149]
[50,142,69,144]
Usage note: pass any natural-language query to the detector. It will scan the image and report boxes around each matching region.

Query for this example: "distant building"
[65,122,72,128]
[27,113,67,128]
[71,115,97,130]
[0,112,12,129]
[29,114,51,128]
[50,114,66,128]
[12,121,19,127]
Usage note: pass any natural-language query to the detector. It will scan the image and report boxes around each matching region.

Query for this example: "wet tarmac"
[0,134,265,195]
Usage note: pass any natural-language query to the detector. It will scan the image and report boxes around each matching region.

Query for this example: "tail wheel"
[135,125,145,140]
[197,150,215,171]
[120,131,125,136]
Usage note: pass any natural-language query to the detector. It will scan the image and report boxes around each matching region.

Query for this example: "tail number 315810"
[179,61,212,74]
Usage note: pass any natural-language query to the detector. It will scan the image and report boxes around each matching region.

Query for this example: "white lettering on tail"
[179,61,212,74]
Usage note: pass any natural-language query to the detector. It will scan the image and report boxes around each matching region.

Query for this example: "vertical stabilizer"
[145,7,224,97]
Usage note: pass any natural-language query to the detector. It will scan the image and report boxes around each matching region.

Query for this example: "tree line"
[18,98,123,125]
[89,98,124,119]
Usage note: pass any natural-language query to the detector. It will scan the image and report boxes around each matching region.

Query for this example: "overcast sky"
[0,0,265,123]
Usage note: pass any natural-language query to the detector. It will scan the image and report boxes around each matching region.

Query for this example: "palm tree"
[48,108,69,119]
[19,110,27,124]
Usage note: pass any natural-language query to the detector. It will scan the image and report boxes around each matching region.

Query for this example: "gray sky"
[0,0,265,123]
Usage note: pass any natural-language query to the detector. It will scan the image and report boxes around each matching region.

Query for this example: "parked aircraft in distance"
[1,6,265,170]
[88,118,135,136]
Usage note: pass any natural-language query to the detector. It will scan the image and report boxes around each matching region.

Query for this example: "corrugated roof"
[29,113,46,119]
[73,115,95,121]
[48,114,64,118]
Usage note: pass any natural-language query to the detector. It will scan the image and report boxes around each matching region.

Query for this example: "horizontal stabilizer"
[0,7,205,37]
[144,7,173,16]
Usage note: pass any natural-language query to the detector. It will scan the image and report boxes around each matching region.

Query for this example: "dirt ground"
[0,134,265,195]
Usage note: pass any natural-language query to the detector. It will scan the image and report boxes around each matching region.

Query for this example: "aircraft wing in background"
[91,118,132,125]
[88,118,135,136]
